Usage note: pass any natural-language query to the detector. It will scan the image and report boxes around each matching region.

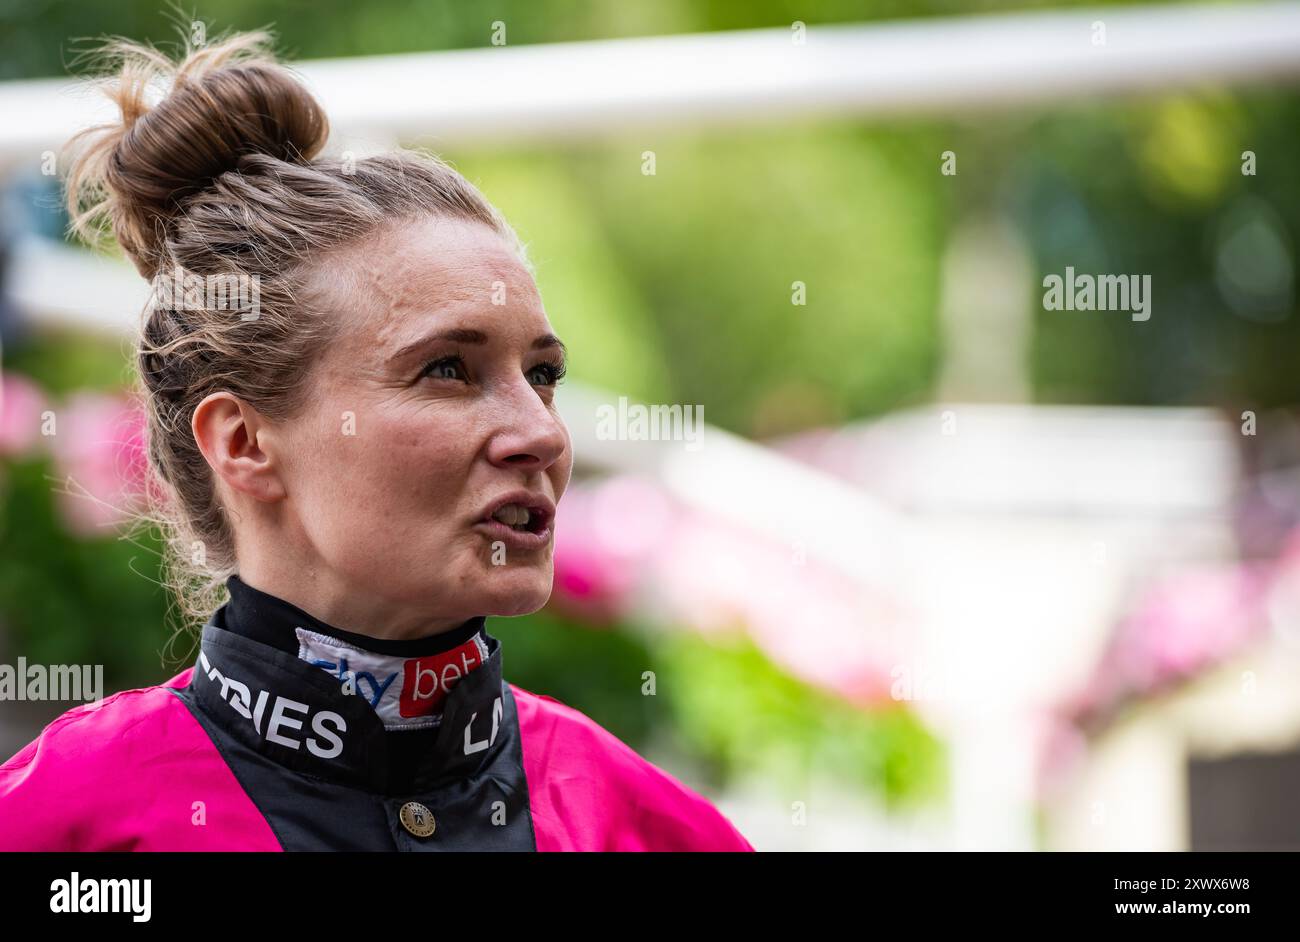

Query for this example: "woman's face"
[265,215,572,631]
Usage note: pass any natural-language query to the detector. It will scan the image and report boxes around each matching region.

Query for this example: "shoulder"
[0,670,203,849]
[2,669,195,772]
[509,683,754,852]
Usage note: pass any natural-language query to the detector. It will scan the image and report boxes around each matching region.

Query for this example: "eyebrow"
[389,328,567,363]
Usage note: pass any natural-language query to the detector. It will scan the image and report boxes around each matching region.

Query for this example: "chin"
[477,569,554,618]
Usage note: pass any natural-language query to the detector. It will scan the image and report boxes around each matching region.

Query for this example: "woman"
[0,32,752,852]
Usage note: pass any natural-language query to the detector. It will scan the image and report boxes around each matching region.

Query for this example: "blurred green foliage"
[654,629,946,805]
[5,328,135,395]
[0,335,174,689]
[1012,93,1300,407]
[456,123,945,434]
[483,611,945,801]
[487,605,661,747]
[0,454,173,691]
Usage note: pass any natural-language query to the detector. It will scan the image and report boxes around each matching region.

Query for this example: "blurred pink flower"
[551,475,674,623]
[649,510,905,705]
[48,393,149,536]
[1118,565,1265,681]
[0,372,50,457]
[1064,560,1272,731]
[551,471,912,705]
[1035,711,1089,799]
[1045,559,1272,795]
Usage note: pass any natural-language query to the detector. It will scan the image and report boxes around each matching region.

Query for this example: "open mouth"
[485,502,551,535]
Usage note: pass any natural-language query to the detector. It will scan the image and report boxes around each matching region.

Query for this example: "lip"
[475,490,556,551]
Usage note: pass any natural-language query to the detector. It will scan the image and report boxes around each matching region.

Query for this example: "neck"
[233,552,472,640]
[220,574,486,658]
[218,574,493,733]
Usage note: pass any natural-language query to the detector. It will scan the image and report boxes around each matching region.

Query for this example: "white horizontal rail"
[0,3,1298,167]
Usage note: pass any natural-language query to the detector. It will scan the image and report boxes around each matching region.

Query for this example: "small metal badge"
[399,801,436,838]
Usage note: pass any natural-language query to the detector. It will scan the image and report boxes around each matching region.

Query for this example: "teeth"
[491,504,532,527]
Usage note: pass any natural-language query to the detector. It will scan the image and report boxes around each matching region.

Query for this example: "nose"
[484,380,569,473]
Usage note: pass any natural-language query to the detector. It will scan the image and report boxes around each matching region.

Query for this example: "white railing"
[0,3,1298,167]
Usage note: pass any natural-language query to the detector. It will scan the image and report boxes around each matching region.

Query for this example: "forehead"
[316,215,545,352]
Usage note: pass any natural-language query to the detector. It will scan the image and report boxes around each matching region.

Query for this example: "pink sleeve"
[0,676,279,852]
[0,710,90,851]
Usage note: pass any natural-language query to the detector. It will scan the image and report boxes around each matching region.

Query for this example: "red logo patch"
[399,639,486,717]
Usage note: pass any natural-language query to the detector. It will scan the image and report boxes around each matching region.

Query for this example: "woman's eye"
[419,355,469,382]
[419,355,566,387]
[527,360,567,387]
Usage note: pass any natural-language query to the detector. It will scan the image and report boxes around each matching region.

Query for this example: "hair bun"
[64,31,329,278]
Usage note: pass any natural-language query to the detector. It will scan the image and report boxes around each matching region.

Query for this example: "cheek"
[336,406,472,523]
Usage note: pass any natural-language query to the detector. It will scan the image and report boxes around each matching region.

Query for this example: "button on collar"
[399,801,436,838]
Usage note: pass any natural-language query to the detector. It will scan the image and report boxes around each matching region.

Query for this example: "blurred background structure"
[3,0,1300,850]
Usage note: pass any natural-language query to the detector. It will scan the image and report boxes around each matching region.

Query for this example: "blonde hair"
[63,30,524,627]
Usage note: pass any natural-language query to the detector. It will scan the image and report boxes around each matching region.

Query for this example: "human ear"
[191,392,287,503]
